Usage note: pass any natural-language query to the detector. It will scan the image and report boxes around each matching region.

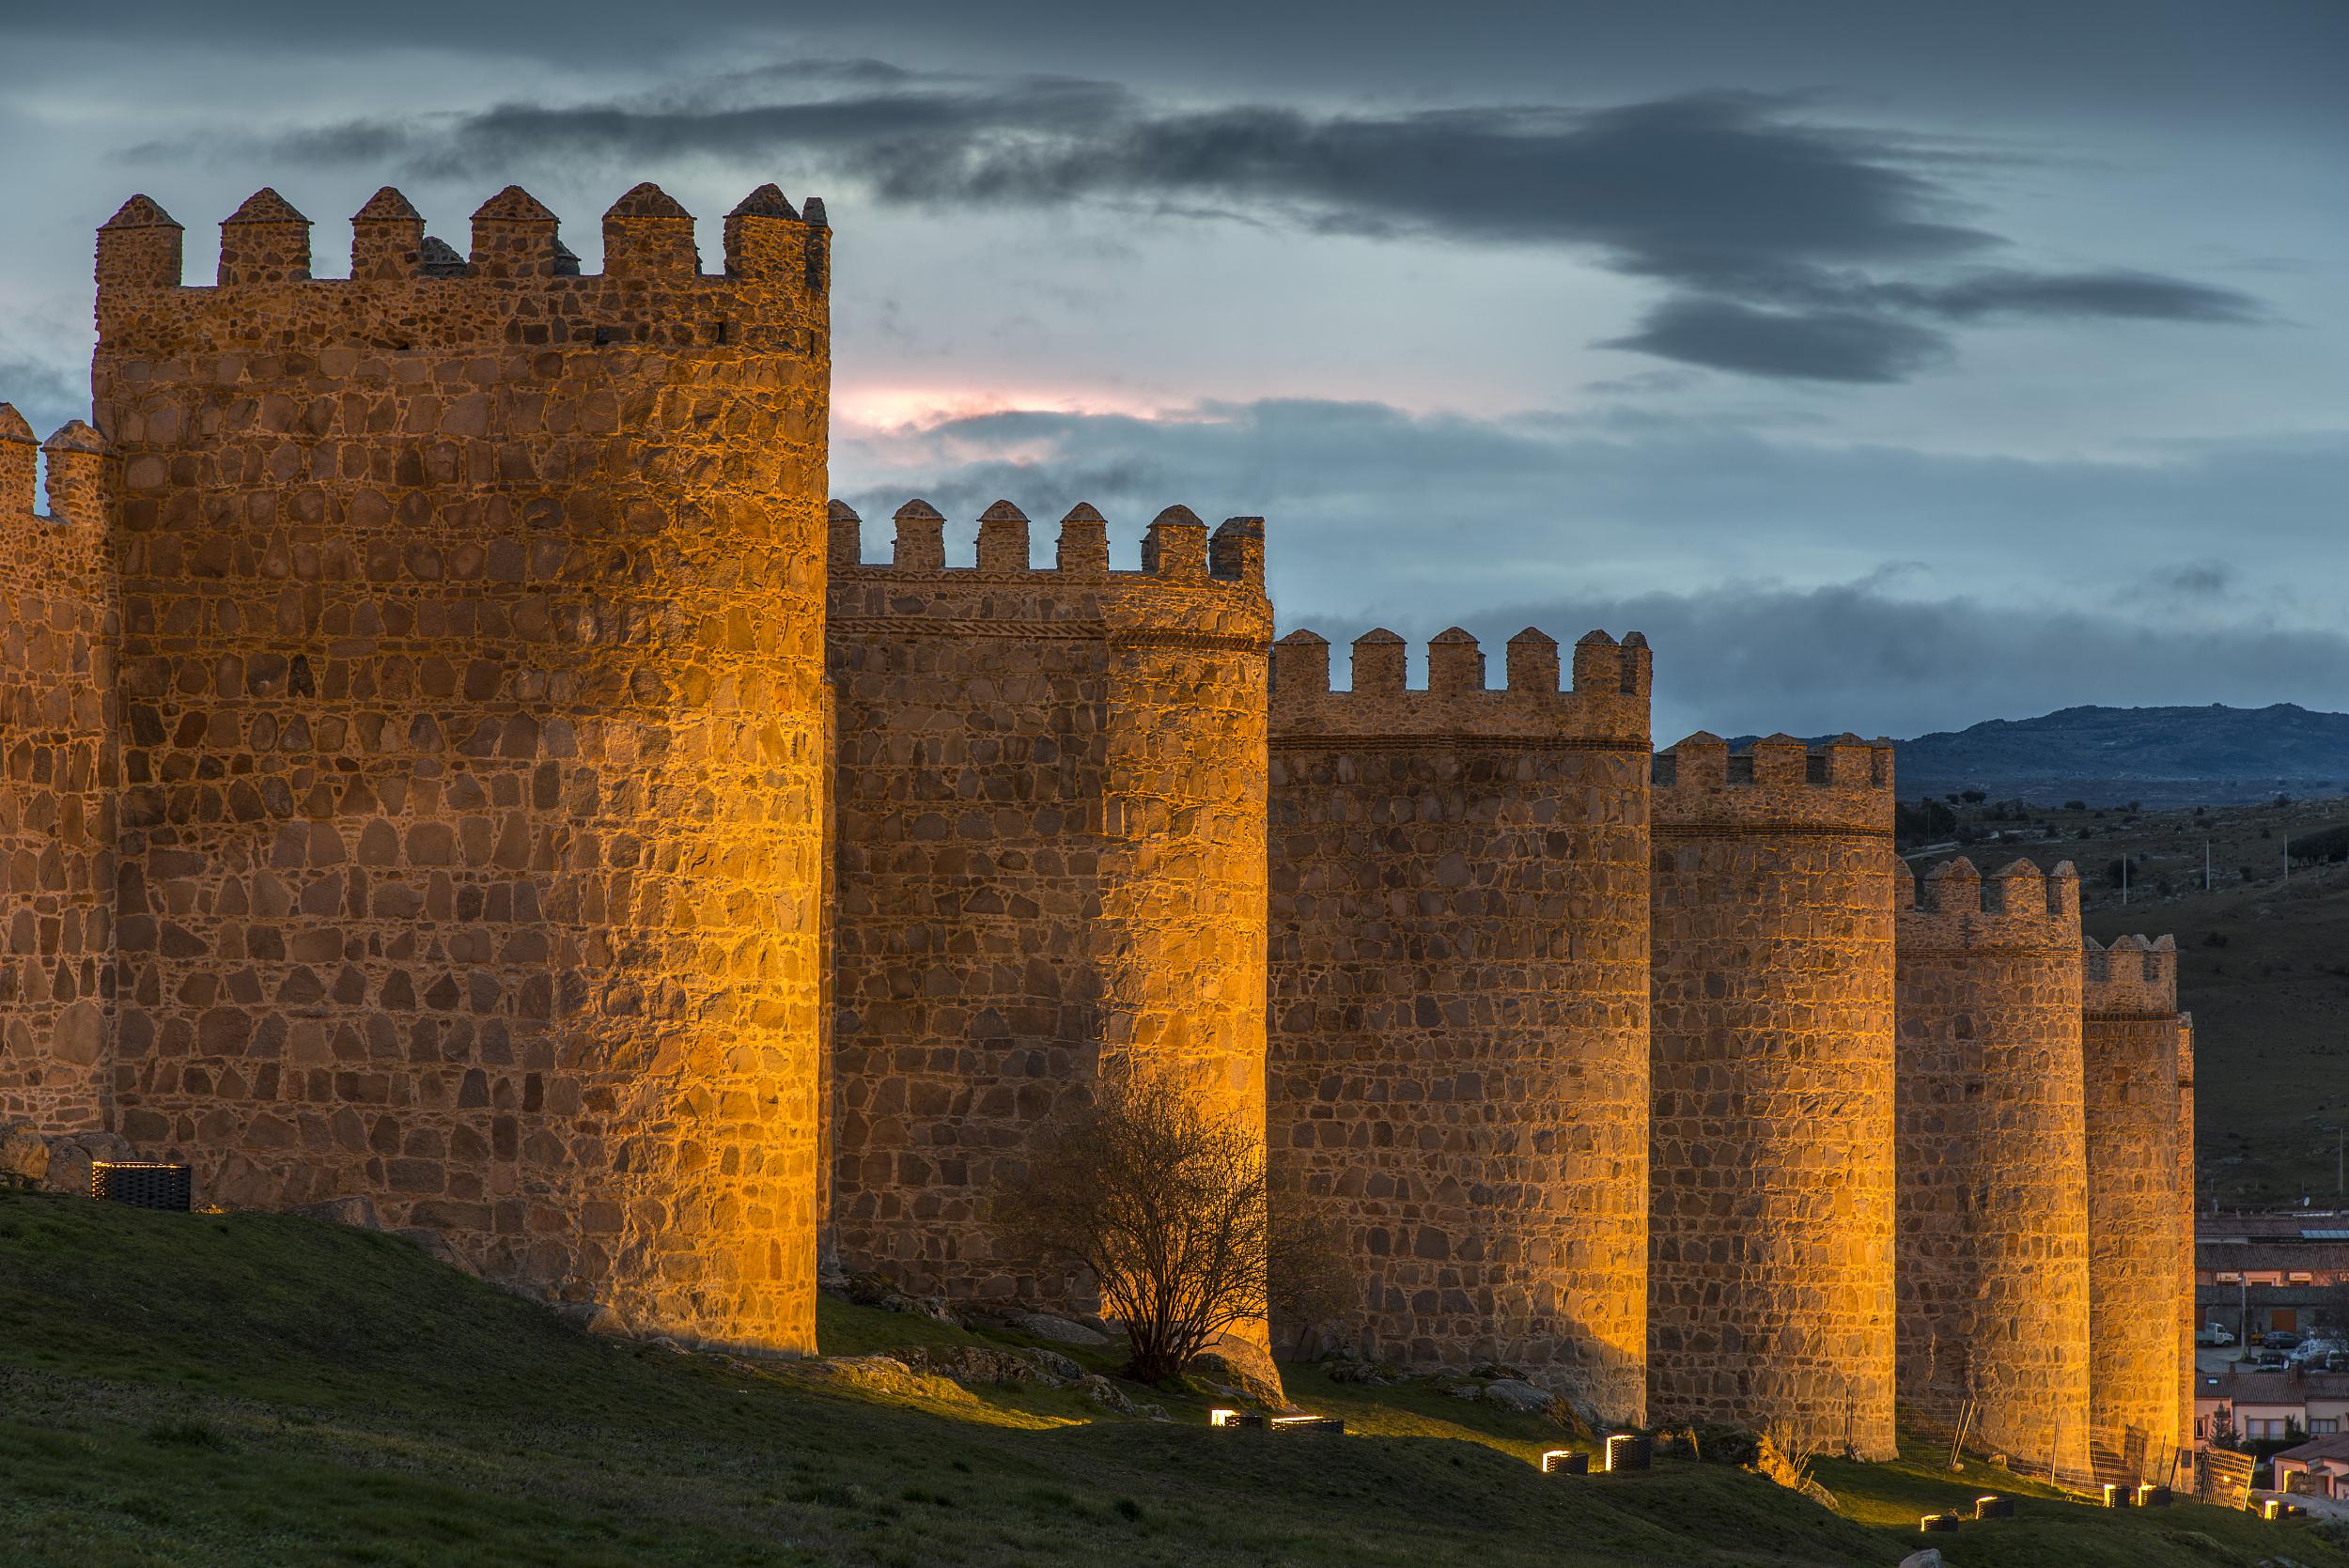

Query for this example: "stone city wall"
[1893,856,2089,1472]
[2176,1014,2197,1451]
[2081,934,2186,1470]
[1648,732,1900,1459]
[87,180,832,1352]
[1266,625,1651,1421]
[824,499,1271,1308]
[0,411,117,1132]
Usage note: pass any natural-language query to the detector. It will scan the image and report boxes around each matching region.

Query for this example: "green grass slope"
[1,1188,2337,1567]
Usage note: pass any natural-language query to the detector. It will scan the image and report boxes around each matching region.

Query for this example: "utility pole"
[2284,834,2291,884]
[2205,838,2212,892]
[2123,855,2130,906]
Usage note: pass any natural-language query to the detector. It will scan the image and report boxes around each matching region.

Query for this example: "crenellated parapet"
[1268,626,1649,750]
[2083,934,2179,1017]
[1651,731,1895,837]
[827,498,1272,647]
[1898,855,2081,950]
[0,410,116,584]
[92,181,830,359]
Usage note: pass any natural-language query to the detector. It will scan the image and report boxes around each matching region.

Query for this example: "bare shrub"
[1001,1071,1308,1384]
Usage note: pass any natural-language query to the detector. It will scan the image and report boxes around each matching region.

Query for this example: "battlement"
[1897,855,2081,946]
[2082,934,2179,1015]
[1267,626,1649,746]
[92,181,830,356]
[1651,730,1895,835]
[827,499,1272,655]
[0,405,113,539]
[828,498,1264,586]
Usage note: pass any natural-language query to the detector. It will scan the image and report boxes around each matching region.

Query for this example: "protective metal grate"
[91,1161,193,1211]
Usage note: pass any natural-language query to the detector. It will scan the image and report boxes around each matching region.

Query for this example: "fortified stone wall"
[1893,856,2089,1472]
[1648,732,1899,1459]
[2176,1015,2196,1450]
[88,180,832,1351]
[1266,625,1652,1421]
[0,411,117,1132]
[824,499,1271,1307]
[2081,934,2186,1470]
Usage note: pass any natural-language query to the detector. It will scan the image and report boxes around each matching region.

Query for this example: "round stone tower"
[824,502,1273,1321]
[90,180,832,1351]
[1894,856,2090,1473]
[2082,933,2187,1472]
[1647,731,1899,1459]
[1265,626,1653,1421]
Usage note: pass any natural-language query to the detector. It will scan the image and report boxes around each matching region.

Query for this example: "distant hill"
[1894,703,2349,805]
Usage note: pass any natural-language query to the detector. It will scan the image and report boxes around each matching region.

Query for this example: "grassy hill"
[1,1188,2333,1567]
[1906,790,2349,1207]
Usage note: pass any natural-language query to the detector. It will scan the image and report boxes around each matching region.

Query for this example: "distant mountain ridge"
[1740,704,2349,806]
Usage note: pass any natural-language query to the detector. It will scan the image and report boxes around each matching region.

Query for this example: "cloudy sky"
[3,1,2342,739]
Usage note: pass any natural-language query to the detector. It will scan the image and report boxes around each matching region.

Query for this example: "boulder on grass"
[1082,1374,1138,1414]
[0,1121,50,1188]
[1481,1378,1556,1414]
[838,1270,962,1327]
[1002,1310,1112,1346]
[1190,1338,1288,1407]
[288,1194,383,1231]
[902,1345,1077,1388]
[40,1130,134,1197]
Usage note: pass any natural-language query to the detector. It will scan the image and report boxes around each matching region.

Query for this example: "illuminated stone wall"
[0,413,116,1132]
[1893,856,2089,1471]
[88,181,832,1352]
[2175,1015,2197,1450]
[824,499,1271,1307]
[1265,627,1651,1421]
[1648,733,1899,1459]
[2081,934,2187,1469]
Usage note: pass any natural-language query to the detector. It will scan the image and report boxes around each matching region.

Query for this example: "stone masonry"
[1648,733,1901,1459]
[0,177,2196,1436]
[85,182,832,1352]
[1,411,116,1131]
[825,498,1271,1309]
[2082,934,2191,1472]
[1266,626,1651,1421]
[1894,857,2090,1474]
[2175,1014,2196,1451]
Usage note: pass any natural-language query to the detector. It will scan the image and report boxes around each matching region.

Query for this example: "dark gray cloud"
[1892,269,2263,324]
[217,68,2259,383]
[1599,299,1952,382]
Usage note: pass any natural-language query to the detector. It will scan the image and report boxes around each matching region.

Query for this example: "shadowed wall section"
[88,181,832,1351]
[1894,855,2090,1473]
[1266,625,1652,1421]
[0,412,117,1131]
[1648,732,1899,1459]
